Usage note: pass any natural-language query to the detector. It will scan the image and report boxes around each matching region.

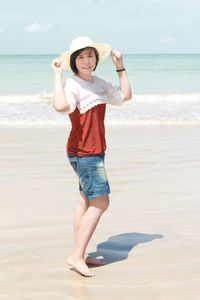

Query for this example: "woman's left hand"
[110,50,124,70]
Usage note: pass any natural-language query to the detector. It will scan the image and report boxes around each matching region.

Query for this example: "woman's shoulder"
[63,76,80,95]
[64,76,80,88]
[65,75,77,84]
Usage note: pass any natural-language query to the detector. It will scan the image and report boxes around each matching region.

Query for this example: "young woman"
[51,36,132,277]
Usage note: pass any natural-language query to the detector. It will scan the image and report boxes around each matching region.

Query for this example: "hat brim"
[60,43,112,70]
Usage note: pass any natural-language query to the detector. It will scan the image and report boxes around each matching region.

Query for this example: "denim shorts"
[67,153,110,200]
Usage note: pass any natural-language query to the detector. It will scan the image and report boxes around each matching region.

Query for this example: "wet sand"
[0,125,200,299]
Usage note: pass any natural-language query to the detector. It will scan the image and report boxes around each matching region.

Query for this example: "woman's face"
[75,48,97,75]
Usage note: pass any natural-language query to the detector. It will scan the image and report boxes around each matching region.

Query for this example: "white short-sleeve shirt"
[63,75,124,114]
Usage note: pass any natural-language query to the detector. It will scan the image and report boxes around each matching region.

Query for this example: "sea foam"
[1,93,200,126]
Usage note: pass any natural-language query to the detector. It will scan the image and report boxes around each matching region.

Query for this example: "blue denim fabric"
[67,153,110,200]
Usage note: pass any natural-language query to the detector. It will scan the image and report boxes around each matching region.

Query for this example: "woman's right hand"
[51,57,63,76]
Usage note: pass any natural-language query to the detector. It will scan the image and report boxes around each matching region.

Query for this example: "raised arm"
[51,57,70,112]
[110,50,132,101]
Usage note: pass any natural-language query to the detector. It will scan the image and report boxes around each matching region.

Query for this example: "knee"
[90,195,109,214]
[103,195,109,211]
[100,196,109,213]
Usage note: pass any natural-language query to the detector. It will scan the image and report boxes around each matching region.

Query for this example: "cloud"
[160,37,176,43]
[24,23,52,33]
[0,26,6,33]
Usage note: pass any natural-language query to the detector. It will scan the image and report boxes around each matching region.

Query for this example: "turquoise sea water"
[0,54,200,126]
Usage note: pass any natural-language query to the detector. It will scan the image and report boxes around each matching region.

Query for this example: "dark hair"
[70,47,99,74]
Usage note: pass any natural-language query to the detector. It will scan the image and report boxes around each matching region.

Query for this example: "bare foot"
[85,255,106,266]
[67,255,74,267]
[67,255,94,277]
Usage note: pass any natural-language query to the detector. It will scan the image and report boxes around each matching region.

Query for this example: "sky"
[0,0,200,54]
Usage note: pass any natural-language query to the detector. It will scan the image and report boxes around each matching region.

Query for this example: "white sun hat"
[60,36,112,70]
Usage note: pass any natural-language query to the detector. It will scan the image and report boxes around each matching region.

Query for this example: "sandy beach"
[0,125,200,300]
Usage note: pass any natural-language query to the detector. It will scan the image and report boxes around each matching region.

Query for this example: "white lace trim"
[78,97,106,114]
[64,76,123,115]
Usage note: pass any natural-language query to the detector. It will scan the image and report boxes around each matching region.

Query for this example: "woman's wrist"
[116,68,126,72]
[116,64,125,71]
[54,72,63,80]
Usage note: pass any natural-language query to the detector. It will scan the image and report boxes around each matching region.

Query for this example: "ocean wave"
[134,93,200,103]
[0,92,52,104]
[1,93,200,126]
[1,93,200,104]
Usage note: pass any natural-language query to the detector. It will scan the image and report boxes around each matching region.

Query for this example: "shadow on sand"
[89,232,164,265]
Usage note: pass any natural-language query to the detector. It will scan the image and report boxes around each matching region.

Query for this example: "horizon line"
[0,53,200,56]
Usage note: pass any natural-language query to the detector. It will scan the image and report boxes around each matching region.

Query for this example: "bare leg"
[67,195,109,277]
[72,191,89,252]
[70,191,105,265]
